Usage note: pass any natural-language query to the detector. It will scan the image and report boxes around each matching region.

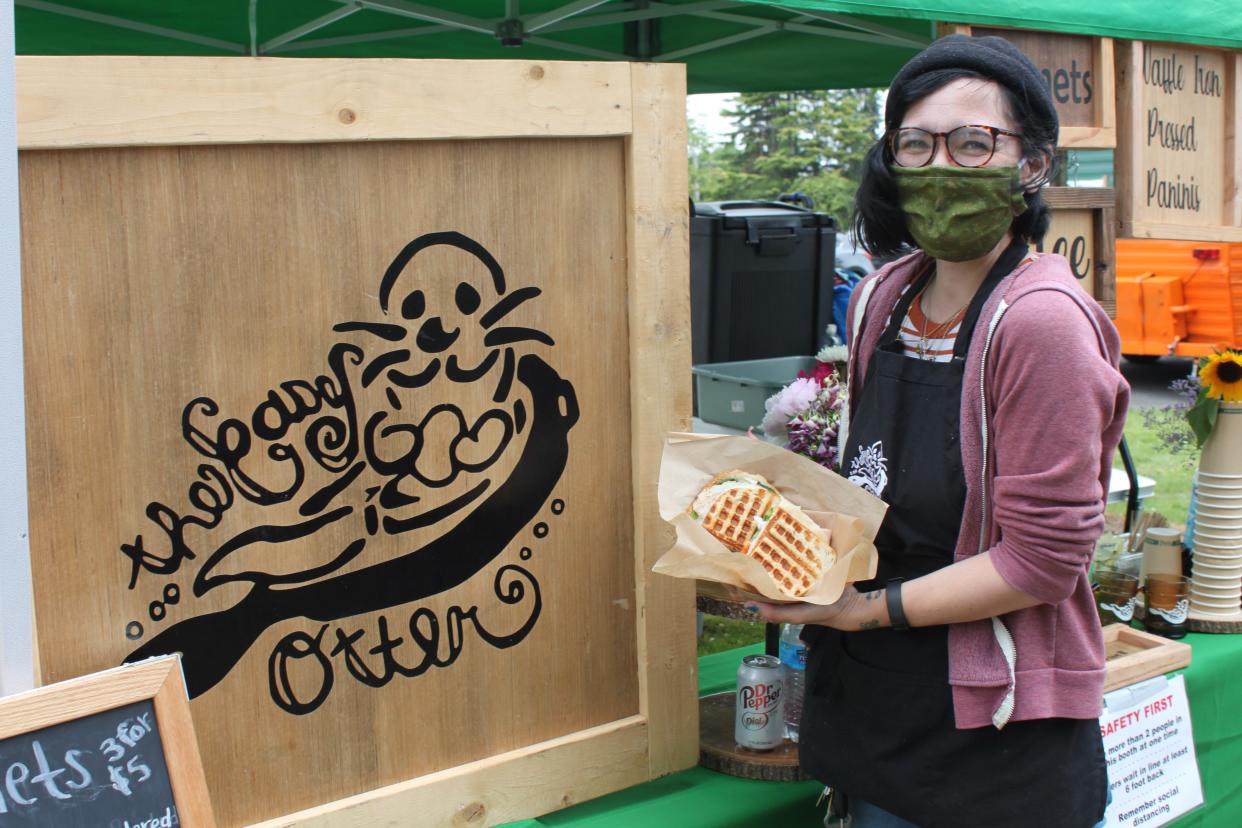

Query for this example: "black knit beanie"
[885,34,1058,137]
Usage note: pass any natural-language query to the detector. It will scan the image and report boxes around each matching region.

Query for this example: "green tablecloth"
[1167,633,1242,827]
[506,634,1242,828]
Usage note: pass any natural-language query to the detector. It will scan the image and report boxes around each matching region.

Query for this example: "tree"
[690,89,882,225]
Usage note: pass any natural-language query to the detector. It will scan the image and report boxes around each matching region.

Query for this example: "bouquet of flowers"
[761,346,848,470]
[1186,349,1242,446]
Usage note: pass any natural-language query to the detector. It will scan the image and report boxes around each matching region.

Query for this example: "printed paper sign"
[1101,674,1203,827]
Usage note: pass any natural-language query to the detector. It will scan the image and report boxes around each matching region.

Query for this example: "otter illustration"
[123,232,578,701]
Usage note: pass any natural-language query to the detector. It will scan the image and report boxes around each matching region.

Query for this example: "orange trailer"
[1115,239,1242,360]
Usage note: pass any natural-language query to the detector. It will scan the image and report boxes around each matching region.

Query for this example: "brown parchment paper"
[654,433,888,605]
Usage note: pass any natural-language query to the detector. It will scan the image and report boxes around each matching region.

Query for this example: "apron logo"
[847,441,888,498]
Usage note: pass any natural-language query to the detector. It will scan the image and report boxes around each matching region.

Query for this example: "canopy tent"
[13,1,1242,94]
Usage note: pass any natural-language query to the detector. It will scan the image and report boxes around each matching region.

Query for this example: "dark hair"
[852,68,1057,258]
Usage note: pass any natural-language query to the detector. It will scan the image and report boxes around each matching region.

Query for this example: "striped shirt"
[888,254,1041,363]
[897,292,963,363]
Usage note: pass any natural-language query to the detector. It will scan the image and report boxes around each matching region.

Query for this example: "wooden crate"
[1116,41,1242,242]
[17,56,695,827]
[1040,186,1118,316]
[939,24,1116,149]
[1102,624,1192,692]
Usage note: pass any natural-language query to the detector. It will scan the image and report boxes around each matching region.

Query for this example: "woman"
[750,36,1129,827]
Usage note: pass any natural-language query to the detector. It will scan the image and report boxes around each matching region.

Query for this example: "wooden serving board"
[698,692,808,782]
[1187,608,1242,633]
[1102,624,1192,691]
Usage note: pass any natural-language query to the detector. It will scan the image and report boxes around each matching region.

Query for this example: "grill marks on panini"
[703,488,776,552]
[747,506,824,597]
[690,470,834,599]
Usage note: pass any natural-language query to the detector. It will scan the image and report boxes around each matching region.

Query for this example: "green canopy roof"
[13,1,1242,94]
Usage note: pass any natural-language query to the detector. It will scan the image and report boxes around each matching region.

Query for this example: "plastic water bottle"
[779,623,807,742]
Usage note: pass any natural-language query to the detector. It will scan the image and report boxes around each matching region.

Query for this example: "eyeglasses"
[888,125,1022,168]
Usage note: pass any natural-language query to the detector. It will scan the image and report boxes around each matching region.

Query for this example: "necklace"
[914,280,970,360]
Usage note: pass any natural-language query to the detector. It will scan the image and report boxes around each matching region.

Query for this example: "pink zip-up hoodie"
[846,250,1130,729]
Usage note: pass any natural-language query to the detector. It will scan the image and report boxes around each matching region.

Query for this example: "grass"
[697,615,767,657]
[1107,406,1196,530]
[695,405,1195,658]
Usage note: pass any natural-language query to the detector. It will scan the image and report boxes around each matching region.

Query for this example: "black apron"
[799,242,1107,828]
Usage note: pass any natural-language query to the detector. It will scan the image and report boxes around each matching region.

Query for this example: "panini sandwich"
[688,470,834,599]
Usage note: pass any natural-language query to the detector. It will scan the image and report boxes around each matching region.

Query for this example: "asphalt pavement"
[1120,357,1196,409]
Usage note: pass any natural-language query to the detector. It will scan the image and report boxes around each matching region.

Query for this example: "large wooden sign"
[0,656,214,827]
[1038,187,1118,316]
[940,24,1116,148]
[17,57,695,827]
[1116,41,1242,241]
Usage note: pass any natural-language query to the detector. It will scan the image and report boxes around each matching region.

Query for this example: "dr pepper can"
[735,654,784,750]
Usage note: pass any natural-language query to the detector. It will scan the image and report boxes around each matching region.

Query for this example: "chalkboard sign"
[0,699,175,826]
[0,657,213,827]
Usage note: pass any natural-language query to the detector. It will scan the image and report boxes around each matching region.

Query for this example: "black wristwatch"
[886,578,910,632]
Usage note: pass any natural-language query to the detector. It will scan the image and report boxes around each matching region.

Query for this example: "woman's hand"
[746,585,890,631]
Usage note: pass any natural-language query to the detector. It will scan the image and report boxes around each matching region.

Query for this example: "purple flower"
[761,371,848,470]
[762,377,820,438]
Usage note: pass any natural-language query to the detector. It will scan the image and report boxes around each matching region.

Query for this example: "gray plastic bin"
[691,356,817,431]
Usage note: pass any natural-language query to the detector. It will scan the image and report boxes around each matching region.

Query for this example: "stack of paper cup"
[1191,403,1242,618]
[1190,469,1242,618]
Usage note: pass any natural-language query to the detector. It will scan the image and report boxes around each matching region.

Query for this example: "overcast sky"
[688,90,888,144]
[687,93,737,142]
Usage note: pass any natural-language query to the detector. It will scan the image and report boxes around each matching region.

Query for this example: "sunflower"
[1200,351,1242,402]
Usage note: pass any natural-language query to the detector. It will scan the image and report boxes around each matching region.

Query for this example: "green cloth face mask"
[892,165,1028,262]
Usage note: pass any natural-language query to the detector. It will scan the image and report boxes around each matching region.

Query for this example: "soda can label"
[736,654,784,750]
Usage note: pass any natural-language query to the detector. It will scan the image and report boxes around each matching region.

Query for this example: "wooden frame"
[0,655,215,826]
[1041,186,1118,315]
[938,23,1116,149]
[16,56,696,826]
[1115,42,1242,242]
[1102,624,1192,692]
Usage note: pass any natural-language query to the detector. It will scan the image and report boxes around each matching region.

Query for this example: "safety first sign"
[1100,675,1203,827]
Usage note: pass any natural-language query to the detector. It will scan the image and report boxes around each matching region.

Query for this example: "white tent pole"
[692,8,926,49]
[266,23,453,54]
[248,0,259,55]
[352,0,495,34]
[774,6,932,48]
[262,4,362,53]
[655,22,777,62]
[0,0,33,698]
[539,2,747,34]
[523,35,631,60]
[524,0,613,34]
